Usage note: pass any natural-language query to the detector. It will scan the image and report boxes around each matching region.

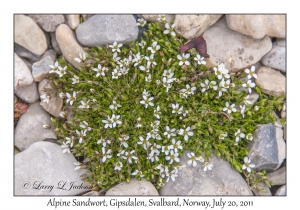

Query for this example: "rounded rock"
[14,53,34,89]
[27,14,65,32]
[15,81,39,103]
[261,39,286,72]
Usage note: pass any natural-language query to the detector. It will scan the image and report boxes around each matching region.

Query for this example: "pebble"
[14,15,48,56]
[261,39,286,72]
[267,166,286,186]
[15,81,39,103]
[274,185,286,196]
[32,49,57,82]
[14,101,57,151]
[50,32,62,55]
[66,14,80,29]
[226,15,286,39]
[255,66,286,97]
[27,14,65,32]
[15,141,89,195]
[14,53,34,89]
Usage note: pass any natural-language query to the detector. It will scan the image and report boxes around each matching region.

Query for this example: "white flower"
[183,109,189,117]
[76,130,86,143]
[145,54,157,66]
[74,53,86,63]
[59,92,65,98]
[242,156,255,173]
[66,91,76,105]
[162,77,173,92]
[217,82,227,97]
[136,123,142,128]
[219,132,228,140]
[246,133,253,141]
[102,147,112,163]
[243,95,252,105]
[235,129,245,142]
[145,74,152,82]
[164,126,176,139]
[163,69,174,79]
[182,84,196,95]
[125,150,138,164]
[200,79,210,92]
[150,143,161,154]
[245,66,257,79]
[194,54,206,65]
[59,111,67,118]
[221,67,230,79]
[178,126,194,141]
[61,142,70,153]
[157,15,166,22]
[169,139,182,152]
[147,42,161,54]
[163,23,176,36]
[102,115,113,129]
[133,52,144,66]
[161,145,170,155]
[221,79,231,89]
[78,100,90,109]
[138,136,151,150]
[57,66,67,77]
[154,106,161,119]
[74,162,81,170]
[49,61,59,73]
[72,75,80,84]
[111,114,122,128]
[187,152,204,167]
[165,150,180,164]
[109,100,121,110]
[40,94,50,103]
[223,102,237,114]
[114,161,123,171]
[119,135,129,148]
[113,52,121,62]
[166,169,178,182]
[112,68,122,79]
[93,64,106,77]
[65,136,75,148]
[97,137,111,147]
[109,41,123,53]
[213,65,224,80]
[172,103,183,115]
[137,18,147,27]
[240,105,246,118]
[254,105,260,111]
[177,53,190,66]
[203,161,214,171]
[132,169,144,177]
[242,80,256,93]
[148,152,160,162]
[140,95,154,108]
[139,65,150,72]
[139,40,146,49]
[80,121,91,131]
[142,89,150,97]
[209,81,218,90]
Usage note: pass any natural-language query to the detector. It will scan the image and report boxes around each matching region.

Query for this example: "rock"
[276,127,284,141]
[159,151,252,195]
[226,15,286,39]
[248,90,259,105]
[174,15,223,40]
[274,185,286,196]
[261,39,286,72]
[56,24,89,69]
[105,178,159,195]
[267,166,286,186]
[14,43,41,63]
[66,14,80,29]
[21,58,33,71]
[81,14,94,22]
[273,111,283,128]
[204,16,272,72]
[281,101,286,118]
[15,141,89,195]
[138,14,175,24]
[50,32,62,55]
[14,102,57,151]
[32,49,57,82]
[255,66,286,97]
[75,15,138,47]
[252,182,271,196]
[38,79,63,117]
[82,191,100,196]
[14,15,48,56]
[15,81,39,103]
[14,146,20,155]
[27,14,65,32]
[14,53,34,89]
[247,124,284,172]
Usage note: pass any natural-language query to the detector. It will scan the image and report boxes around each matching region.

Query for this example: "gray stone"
[21,58,33,71]
[274,185,286,196]
[226,15,286,39]
[105,178,159,195]
[81,14,94,22]
[255,66,286,97]
[14,102,57,151]
[75,15,138,47]
[252,182,271,196]
[204,16,272,72]
[82,191,99,196]
[38,79,63,117]
[15,141,89,195]
[248,90,260,105]
[56,24,89,69]
[159,151,252,195]
[273,112,283,128]
[174,14,223,39]
[14,15,48,55]
[66,14,80,29]
[50,32,62,55]
[27,14,65,32]
[281,101,286,118]
[14,53,34,89]
[32,49,57,82]
[247,124,284,172]
[276,127,284,141]
[261,39,286,72]
[14,43,41,63]
[15,81,39,103]
[267,166,286,186]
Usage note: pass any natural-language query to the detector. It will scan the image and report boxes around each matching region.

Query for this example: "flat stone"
[261,39,286,72]
[267,166,286,186]
[14,43,41,63]
[247,124,283,172]
[14,53,34,89]
[174,14,223,39]
[50,32,62,55]
[15,102,57,151]
[75,15,138,47]
[15,141,89,195]
[27,14,65,32]
[204,16,272,72]
[274,185,286,196]
[32,49,57,82]
[226,15,286,39]
[105,178,159,195]
[38,79,63,117]
[66,14,80,29]
[56,24,89,69]
[159,151,252,195]
[15,81,39,103]
[255,66,286,97]
[14,15,48,55]
[252,182,272,196]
